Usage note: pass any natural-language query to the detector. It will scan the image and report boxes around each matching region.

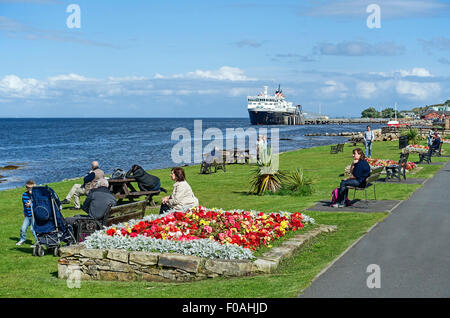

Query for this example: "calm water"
[0,118,382,191]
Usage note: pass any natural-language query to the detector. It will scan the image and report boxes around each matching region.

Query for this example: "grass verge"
[0,140,448,297]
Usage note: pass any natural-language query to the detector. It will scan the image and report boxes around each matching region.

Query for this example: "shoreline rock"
[0,165,21,171]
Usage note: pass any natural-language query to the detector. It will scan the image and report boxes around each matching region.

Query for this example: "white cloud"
[48,73,97,83]
[320,80,348,98]
[357,82,378,99]
[157,66,257,81]
[396,81,441,100]
[0,74,46,98]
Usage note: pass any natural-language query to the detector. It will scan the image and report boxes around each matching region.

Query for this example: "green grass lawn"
[0,140,448,297]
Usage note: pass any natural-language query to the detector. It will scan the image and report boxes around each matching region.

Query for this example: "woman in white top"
[160,167,199,214]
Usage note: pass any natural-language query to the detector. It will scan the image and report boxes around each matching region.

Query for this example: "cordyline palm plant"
[285,167,314,196]
[402,128,419,145]
[249,148,286,195]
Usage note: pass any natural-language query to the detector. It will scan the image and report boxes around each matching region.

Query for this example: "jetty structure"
[247,86,389,125]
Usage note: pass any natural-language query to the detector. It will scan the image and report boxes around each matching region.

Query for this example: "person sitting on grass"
[16,179,38,246]
[332,148,371,208]
[160,167,199,214]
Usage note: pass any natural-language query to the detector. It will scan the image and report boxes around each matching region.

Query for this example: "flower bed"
[366,158,417,171]
[83,206,315,260]
[405,144,429,153]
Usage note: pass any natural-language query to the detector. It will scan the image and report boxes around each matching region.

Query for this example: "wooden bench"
[346,166,384,202]
[108,178,162,207]
[330,143,344,154]
[74,200,148,242]
[418,142,442,164]
[385,153,409,181]
[431,141,443,157]
[200,154,226,174]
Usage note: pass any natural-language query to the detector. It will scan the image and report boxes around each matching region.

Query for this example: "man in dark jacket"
[126,165,161,191]
[65,179,116,234]
[81,178,116,220]
[427,132,441,161]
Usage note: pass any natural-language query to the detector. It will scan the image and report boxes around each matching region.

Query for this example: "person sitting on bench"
[61,161,104,210]
[65,179,116,234]
[160,167,198,214]
[427,132,441,160]
[126,164,162,192]
[332,148,371,208]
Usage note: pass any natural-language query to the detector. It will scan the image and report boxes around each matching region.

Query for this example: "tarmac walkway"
[299,161,450,297]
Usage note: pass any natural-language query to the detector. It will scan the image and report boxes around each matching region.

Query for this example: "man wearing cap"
[61,161,105,210]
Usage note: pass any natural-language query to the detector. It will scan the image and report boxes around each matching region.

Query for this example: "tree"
[361,107,380,118]
[381,108,404,119]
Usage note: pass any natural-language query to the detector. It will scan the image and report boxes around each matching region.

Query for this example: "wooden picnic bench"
[200,155,226,174]
[107,177,162,207]
[330,143,345,154]
[221,148,250,164]
[74,200,148,242]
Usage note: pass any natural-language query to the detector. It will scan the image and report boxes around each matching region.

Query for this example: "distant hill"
[411,100,449,114]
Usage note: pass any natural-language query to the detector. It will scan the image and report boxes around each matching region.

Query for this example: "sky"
[0,0,450,117]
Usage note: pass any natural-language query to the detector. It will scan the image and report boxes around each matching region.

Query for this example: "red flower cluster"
[365,158,416,171]
[105,207,305,251]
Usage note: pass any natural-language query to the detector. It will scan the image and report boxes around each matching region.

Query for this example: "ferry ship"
[247,85,304,125]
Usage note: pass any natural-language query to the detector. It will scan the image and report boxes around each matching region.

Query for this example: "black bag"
[111,168,126,179]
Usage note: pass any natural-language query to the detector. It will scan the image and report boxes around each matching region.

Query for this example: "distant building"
[421,109,450,120]
[430,105,450,112]
[399,111,416,118]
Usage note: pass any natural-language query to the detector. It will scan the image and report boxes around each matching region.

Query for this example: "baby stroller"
[30,186,76,257]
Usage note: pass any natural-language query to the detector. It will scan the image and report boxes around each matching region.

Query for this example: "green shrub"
[264,167,315,197]
[402,128,419,144]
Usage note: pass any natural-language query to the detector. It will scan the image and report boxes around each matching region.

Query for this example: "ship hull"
[248,110,303,125]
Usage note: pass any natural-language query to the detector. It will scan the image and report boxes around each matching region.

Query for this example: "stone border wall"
[58,225,336,282]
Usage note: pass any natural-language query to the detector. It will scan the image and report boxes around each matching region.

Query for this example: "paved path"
[300,161,450,298]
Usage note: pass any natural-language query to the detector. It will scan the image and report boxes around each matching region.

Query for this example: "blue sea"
[0,118,383,191]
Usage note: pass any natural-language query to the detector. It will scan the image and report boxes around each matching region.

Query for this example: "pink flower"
[204,225,213,234]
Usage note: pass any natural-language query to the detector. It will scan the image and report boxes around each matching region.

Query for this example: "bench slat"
[109,201,146,217]
[106,211,145,226]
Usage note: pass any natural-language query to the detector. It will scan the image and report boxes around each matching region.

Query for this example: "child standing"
[16,179,37,246]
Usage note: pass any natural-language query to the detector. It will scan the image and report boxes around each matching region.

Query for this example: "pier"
[302,118,389,125]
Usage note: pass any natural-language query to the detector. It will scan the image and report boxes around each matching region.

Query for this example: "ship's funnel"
[264,86,268,97]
